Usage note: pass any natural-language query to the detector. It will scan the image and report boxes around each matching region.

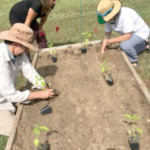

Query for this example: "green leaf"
[132,115,141,120]
[136,127,143,135]
[48,43,53,48]
[102,66,105,73]
[127,130,131,135]
[34,138,39,146]
[39,126,49,131]
[124,114,132,119]
[33,125,41,135]
[50,50,53,55]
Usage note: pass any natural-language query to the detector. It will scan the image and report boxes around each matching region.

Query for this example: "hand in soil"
[40,89,55,99]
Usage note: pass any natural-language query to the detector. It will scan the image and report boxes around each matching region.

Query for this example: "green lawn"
[0,0,150,149]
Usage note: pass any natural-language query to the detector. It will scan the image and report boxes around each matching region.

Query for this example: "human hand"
[40,89,55,99]
[100,39,110,54]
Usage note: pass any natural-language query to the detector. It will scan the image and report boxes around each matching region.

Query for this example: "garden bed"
[7,42,150,150]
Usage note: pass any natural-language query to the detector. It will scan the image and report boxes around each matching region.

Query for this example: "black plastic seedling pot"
[81,48,87,53]
[38,142,50,150]
[105,74,114,86]
[52,57,57,63]
[129,136,139,150]
[40,105,52,115]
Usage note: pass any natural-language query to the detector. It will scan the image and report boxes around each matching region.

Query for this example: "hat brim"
[0,31,39,51]
[103,0,121,22]
[97,15,106,24]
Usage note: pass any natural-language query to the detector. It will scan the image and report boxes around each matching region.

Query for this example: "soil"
[12,44,150,150]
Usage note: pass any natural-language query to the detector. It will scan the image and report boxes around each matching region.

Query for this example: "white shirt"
[0,42,45,112]
[105,7,150,40]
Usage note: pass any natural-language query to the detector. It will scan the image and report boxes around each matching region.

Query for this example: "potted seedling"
[124,114,143,150]
[101,59,113,86]
[33,125,50,150]
[81,31,92,53]
[48,43,57,63]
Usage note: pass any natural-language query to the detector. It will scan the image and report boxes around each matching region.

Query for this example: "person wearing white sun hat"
[96,0,150,67]
[0,23,54,136]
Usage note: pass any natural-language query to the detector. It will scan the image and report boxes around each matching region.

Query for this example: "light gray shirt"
[0,42,45,112]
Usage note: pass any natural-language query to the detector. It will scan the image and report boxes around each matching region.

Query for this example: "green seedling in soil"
[50,49,57,57]
[48,43,57,57]
[33,125,50,148]
[101,59,113,86]
[35,75,51,90]
[124,114,143,141]
[82,31,92,48]
[101,59,110,79]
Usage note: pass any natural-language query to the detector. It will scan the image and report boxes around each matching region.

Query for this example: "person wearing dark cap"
[0,23,54,136]
[96,0,150,67]
[9,0,56,49]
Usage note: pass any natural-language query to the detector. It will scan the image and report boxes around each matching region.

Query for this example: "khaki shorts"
[0,110,15,136]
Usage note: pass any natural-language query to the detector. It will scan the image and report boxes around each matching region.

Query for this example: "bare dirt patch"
[12,44,150,150]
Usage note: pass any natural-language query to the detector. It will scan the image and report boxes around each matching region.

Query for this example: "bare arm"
[39,12,49,30]
[100,33,132,53]
[25,8,38,26]
[27,89,54,100]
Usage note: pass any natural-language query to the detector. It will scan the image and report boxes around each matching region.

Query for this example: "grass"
[0,0,150,149]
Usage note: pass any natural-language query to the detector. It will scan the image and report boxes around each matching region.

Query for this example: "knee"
[120,42,130,51]
[120,42,127,51]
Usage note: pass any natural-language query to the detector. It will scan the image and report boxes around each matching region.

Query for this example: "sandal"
[132,60,139,67]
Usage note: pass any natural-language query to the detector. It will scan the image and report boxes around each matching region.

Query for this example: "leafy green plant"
[33,125,50,147]
[48,43,57,57]
[101,59,110,79]
[101,59,107,76]
[82,31,92,48]
[124,114,143,139]
[35,75,51,90]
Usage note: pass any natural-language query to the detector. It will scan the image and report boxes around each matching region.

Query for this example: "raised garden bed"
[6,41,150,150]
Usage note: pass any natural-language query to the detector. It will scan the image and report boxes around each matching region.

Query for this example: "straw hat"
[0,23,39,51]
[97,0,121,22]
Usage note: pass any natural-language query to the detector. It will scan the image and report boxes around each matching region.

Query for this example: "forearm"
[27,88,54,100]
[27,91,43,100]
[39,11,49,29]
[39,17,47,29]
[25,8,38,26]
[108,33,132,44]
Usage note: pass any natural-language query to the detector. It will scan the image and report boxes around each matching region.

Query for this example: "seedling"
[81,31,92,53]
[48,43,57,62]
[101,59,113,86]
[124,114,142,138]
[35,75,51,90]
[33,125,50,150]
[124,114,142,150]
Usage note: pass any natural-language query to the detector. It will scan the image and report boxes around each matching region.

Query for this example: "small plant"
[48,43,57,62]
[124,114,142,138]
[124,114,142,150]
[81,31,92,53]
[33,125,50,149]
[101,59,113,86]
[35,75,51,90]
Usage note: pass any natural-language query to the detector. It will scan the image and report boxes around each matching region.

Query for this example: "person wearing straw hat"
[0,23,54,136]
[96,0,150,67]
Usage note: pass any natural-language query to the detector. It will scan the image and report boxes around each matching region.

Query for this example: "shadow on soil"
[37,65,58,77]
